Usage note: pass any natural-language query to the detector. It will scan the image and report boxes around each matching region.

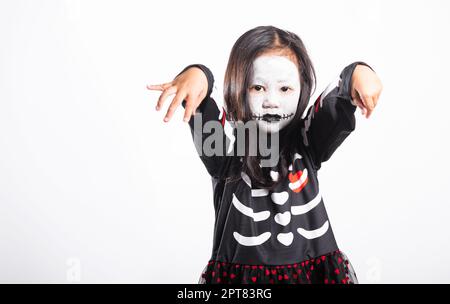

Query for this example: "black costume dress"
[179,61,372,284]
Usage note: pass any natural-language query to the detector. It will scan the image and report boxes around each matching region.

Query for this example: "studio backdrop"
[1,0,449,283]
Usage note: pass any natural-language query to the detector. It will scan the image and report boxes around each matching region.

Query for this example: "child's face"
[248,54,301,133]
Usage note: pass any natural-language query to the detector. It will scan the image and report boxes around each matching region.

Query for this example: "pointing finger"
[361,95,374,119]
[183,92,203,122]
[164,91,187,122]
[147,82,172,91]
[352,95,367,116]
[156,85,177,111]
[183,102,195,123]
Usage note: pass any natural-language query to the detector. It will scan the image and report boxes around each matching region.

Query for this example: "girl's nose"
[262,94,280,109]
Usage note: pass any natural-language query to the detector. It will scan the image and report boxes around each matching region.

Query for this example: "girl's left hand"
[351,64,383,119]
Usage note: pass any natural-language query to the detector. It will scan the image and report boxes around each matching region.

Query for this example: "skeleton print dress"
[179,61,372,284]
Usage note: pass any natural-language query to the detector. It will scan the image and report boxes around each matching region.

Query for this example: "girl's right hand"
[147,67,209,123]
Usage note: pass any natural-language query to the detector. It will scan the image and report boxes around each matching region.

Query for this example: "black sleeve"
[300,61,374,171]
[178,64,236,179]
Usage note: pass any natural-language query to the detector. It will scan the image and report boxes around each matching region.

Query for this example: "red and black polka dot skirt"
[198,250,358,284]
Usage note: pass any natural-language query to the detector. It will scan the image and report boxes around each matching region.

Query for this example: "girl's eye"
[252,85,264,92]
[250,85,292,92]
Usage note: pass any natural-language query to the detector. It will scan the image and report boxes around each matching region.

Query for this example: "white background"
[1,0,449,283]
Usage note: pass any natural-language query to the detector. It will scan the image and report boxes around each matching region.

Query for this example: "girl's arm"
[301,62,382,171]
[148,64,235,179]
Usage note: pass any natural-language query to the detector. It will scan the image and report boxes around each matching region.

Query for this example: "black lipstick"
[262,114,282,122]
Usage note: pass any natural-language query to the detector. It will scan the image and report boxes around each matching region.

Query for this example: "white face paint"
[248,55,301,133]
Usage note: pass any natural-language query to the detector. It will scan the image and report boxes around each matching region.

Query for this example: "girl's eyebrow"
[254,77,292,83]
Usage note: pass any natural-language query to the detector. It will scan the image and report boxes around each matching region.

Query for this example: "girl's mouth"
[252,113,294,122]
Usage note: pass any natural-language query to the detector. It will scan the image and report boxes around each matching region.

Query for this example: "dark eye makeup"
[250,85,292,92]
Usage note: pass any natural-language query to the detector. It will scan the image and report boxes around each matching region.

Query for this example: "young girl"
[148,26,382,284]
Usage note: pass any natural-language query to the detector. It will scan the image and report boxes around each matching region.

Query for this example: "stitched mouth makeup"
[252,113,294,122]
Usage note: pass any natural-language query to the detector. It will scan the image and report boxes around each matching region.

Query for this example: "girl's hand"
[350,64,383,119]
[147,67,208,123]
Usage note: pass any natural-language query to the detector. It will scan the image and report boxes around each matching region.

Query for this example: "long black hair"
[223,25,316,190]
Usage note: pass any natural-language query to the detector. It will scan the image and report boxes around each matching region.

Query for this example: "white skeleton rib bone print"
[231,153,329,247]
